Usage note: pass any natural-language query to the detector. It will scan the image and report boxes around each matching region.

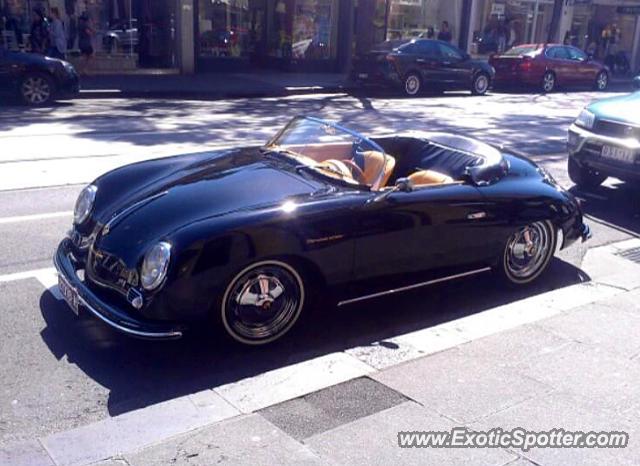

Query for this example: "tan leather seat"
[360,151,396,188]
[408,169,454,186]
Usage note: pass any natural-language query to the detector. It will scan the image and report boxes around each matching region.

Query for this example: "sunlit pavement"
[1,91,639,465]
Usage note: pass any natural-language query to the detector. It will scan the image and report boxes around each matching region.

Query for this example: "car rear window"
[502,46,539,57]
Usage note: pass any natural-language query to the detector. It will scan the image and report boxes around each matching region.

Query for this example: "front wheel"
[541,71,556,93]
[594,71,609,91]
[495,221,557,286]
[471,73,490,95]
[220,260,306,345]
[20,72,55,106]
[403,72,422,97]
[568,157,606,189]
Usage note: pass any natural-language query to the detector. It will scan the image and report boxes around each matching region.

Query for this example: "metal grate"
[617,246,640,264]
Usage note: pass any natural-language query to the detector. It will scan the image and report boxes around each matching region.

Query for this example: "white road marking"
[0,267,56,284]
[0,211,72,225]
[34,268,62,300]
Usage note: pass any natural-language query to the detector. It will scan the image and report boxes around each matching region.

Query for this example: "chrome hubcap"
[505,222,552,279]
[224,263,303,342]
[405,76,420,95]
[475,76,488,93]
[543,74,554,91]
[597,73,607,89]
[22,77,51,104]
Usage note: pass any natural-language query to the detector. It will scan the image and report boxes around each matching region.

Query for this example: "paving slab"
[213,352,374,413]
[513,341,640,415]
[0,440,54,466]
[306,401,516,466]
[534,302,640,358]
[457,323,572,367]
[42,393,240,466]
[471,391,637,466]
[124,414,328,466]
[260,377,407,440]
[372,348,551,424]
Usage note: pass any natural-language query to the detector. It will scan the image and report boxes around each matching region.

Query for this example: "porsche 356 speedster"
[55,117,590,345]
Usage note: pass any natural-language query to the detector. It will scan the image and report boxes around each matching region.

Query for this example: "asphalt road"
[1,91,638,447]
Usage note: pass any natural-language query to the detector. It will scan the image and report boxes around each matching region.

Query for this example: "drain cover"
[617,246,640,264]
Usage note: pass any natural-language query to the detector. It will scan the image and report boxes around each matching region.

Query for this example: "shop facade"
[0,0,179,70]
[469,0,640,72]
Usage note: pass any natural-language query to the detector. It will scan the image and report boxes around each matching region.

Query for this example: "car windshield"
[265,117,389,190]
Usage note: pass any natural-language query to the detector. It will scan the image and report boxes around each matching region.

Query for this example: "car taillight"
[386,54,396,63]
[517,58,532,72]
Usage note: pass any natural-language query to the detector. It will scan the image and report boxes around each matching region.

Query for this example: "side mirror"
[395,177,414,192]
[633,76,640,90]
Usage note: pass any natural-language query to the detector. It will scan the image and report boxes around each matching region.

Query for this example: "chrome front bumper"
[54,239,184,339]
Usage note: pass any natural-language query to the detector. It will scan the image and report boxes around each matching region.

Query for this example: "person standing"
[437,21,452,42]
[77,12,94,75]
[48,7,66,59]
[29,7,50,54]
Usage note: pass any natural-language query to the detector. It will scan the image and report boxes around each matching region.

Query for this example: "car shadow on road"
[38,255,588,418]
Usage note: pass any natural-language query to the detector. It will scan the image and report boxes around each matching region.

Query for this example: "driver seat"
[360,151,396,188]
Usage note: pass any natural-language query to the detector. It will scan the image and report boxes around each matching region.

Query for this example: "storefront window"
[0,0,176,68]
[198,0,253,58]
[354,0,387,55]
[386,0,463,44]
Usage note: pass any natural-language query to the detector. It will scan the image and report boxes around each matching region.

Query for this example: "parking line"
[0,267,56,284]
[0,211,72,225]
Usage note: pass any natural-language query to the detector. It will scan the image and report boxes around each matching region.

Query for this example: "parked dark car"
[55,117,589,345]
[351,39,495,96]
[490,44,609,93]
[0,47,79,105]
[567,77,640,189]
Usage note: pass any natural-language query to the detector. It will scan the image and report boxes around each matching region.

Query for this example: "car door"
[545,46,573,86]
[411,40,445,86]
[435,42,472,88]
[565,46,597,86]
[350,182,492,297]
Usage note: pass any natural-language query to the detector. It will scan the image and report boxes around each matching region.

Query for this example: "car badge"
[102,224,111,236]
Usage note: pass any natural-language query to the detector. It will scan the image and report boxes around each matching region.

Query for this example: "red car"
[490,44,609,93]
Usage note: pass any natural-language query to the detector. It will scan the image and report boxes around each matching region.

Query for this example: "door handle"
[415,58,426,63]
[467,211,487,220]
[442,61,452,66]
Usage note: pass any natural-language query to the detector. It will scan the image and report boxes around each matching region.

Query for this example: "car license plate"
[358,73,369,79]
[58,274,80,315]
[601,145,635,163]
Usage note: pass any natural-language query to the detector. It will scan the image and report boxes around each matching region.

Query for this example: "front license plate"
[601,145,635,163]
[358,73,369,79]
[58,274,79,316]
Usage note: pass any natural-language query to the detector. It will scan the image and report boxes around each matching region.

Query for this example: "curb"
[4,238,640,466]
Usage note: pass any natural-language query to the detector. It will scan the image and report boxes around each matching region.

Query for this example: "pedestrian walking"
[29,7,50,54]
[78,12,94,75]
[437,21,452,42]
[48,7,66,59]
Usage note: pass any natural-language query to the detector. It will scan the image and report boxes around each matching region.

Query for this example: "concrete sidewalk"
[79,72,351,99]
[4,237,640,466]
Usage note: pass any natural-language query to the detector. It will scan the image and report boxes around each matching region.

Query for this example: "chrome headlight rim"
[575,109,595,130]
[73,184,97,225]
[140,241,172,291]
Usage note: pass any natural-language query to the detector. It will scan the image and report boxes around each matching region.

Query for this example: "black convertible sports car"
[55,117,590,345]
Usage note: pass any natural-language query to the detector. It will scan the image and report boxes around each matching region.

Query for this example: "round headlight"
[140,242,172,291]
[74,185,97,225]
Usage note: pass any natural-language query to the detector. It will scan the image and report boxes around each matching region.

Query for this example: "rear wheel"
[541,71,556,93]
[568,157,606,189]
[403,72,422,97]
[471,72,490,95]
[220,260,305,345]
[20,72,54,106]
[496,220,557,286]
[594,71,609,91]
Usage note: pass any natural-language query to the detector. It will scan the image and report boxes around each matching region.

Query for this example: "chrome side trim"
[337,267,492,307]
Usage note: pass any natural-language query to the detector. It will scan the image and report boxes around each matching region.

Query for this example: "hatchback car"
[0,47,79,105]
[351,39,495,96]
[490,44,609,92]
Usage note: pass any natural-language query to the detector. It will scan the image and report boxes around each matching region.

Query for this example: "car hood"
[92,148,324,260]
[588,92,640,126]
